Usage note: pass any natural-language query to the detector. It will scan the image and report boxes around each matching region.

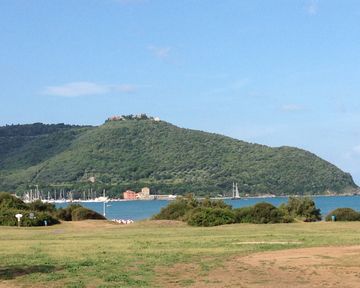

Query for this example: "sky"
[0,0,359,184]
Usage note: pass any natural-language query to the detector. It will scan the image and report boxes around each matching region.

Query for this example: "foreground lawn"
[0,220,360,287]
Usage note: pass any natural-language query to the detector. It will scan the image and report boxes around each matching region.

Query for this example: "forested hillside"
[0,118,357,197]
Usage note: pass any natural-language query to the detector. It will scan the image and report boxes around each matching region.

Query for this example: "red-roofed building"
[123,190,137,200]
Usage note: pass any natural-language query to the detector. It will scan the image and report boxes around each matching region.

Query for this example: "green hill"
[0,117,357,197]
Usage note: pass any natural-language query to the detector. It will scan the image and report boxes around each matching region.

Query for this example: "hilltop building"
[107,114,160,122]
[108,115,124,121]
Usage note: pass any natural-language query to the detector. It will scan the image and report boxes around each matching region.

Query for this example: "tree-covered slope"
[0,123,91,170]
[0,119,357,196]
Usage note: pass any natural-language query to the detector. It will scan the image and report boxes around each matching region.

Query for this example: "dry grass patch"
[155,246,360,287]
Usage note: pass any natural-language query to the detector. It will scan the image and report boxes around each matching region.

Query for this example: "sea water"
[56,196,360,221]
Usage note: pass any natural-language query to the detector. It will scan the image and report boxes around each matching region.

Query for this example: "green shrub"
[0,193,104,225]
[251,202,285,224]
[234,202,286,224]
[27,200,56,213]
[0,209,59,226]
[325,208,360,221]
[153,197,291,226]
[71,207,106,221]
[0,192,28,210]
[280,197,321,222]
[200,197,232,209]
[152,196,200,221]
[0,193,59,226]
[234,206,255,223]
[21,211,60,226]
[56,204,82,221]
[0,209,18,226]
[187,207,235,227]
[152,195,233,222]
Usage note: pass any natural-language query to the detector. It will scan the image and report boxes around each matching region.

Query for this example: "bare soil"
[157,245,360,287]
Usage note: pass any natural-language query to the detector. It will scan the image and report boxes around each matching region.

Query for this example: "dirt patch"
[0,282,16,288]
[0,282,47,288]
[156,245,360,287]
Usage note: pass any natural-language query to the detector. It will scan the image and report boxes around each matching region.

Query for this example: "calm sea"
[56,196,360,221]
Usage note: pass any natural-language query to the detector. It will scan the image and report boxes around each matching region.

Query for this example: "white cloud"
[306,0,318,15]
[148,45,171,59]
[281,104,304,112]
[43,82,136,97]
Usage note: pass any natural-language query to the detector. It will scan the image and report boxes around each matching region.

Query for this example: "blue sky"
[0,0,359,184]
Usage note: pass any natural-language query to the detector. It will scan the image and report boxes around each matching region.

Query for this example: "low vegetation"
[57,204,106,221]
[325,208,360,221]
[152,195,322,226]
[234,202,287,224]
[0,192,104,226]
[187,207,236,227]
[279,196,321,222]
[152,195,231,223]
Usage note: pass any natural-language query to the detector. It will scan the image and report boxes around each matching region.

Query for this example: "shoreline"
[41,193,360,204]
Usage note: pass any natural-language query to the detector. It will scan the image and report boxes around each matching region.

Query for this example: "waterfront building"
[137,187,150,199]
[123,190,137,200]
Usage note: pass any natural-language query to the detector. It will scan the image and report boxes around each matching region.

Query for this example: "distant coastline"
[41,191,360,204]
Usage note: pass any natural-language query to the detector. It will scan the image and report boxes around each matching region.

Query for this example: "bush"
[187,207,235,227]
[0,209,59,226]
[200,198,232,209]
[27,200,57,214]
[71,207,106,221]
[0,192,28,210]
[21,211,60,226]
[152,195,233,222]
[325,208,360,221]
[234,206,254,223]
[0,209,18,226]
[0,192,105,225]
[279,197,321,222]
[56,204,82,221]
[152,195,200,221]
[234,202,286,224]
[250,202,286,224]
[0,193,59,226]
[152,197,292,226]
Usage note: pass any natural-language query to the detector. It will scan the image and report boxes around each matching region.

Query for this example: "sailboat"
[232,182,240,200]
[95,189,109,202]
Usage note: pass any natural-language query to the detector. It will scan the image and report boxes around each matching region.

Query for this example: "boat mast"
[235,183,240,198]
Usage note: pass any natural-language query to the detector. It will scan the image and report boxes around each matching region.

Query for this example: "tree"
[280,197,321,222]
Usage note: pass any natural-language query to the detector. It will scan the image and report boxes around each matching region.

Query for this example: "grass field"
[1,220,360,287]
